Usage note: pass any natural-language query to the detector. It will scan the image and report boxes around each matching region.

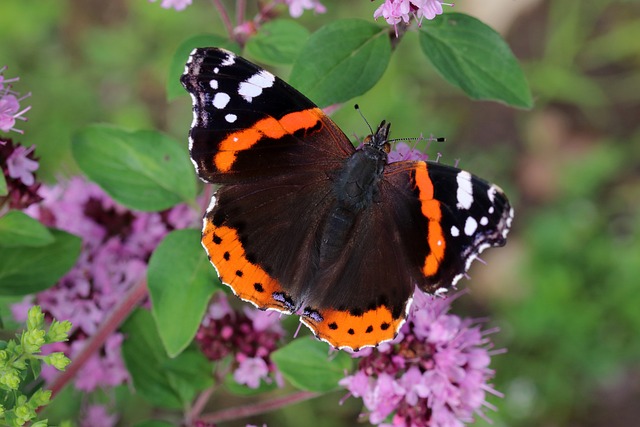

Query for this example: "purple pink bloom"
[196,293,285,389]
[0,66,31,134]
[374,0,450,35]
[339,289,501,426]
[0,138,43,210]
[148,0,192,11]
[283,0,326,18]
[12,176,198,394]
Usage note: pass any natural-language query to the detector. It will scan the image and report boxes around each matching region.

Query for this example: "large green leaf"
[0,210,54,247]
[290,19,391,107]
[167,35,240,100]
[121,309,213,409]
[245,19,310,65]
[72,125,196,212]
[419,13,533,109]
[271,339,353,392]
[148,229,218,357]
[0,228,81,296]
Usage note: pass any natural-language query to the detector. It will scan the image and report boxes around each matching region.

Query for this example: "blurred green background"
[2,0,639,426]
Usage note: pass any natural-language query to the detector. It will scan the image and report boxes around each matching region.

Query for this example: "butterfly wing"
[181,48,354,184]
[182,47,355,313]
[393,160,513,293]
[300,160,513,350]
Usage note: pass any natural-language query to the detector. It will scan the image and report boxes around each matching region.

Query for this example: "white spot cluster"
[192,50,276,123]
[238,70,276,103]
[450,172,504,239]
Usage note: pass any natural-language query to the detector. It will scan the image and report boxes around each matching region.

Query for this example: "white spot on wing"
[488,186,497,203]
[221,53,235,66]
[209,79,218,89]
[451,226,460,237]
[456,171,473,210]
[212,92,230,109]
[225,113,237,123]
[464,216,478,236]
[238,70,275,103]
[480,216,488,226]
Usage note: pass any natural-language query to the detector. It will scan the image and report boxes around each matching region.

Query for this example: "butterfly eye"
[384,142,391,153]
[363,135,372,145]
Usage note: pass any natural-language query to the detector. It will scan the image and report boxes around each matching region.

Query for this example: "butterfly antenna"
[354,104,374,135]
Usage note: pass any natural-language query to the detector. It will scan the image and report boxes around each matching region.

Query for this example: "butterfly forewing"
[181,48,353,184]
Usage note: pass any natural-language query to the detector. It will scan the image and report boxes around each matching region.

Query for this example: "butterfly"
[181,47,513,351]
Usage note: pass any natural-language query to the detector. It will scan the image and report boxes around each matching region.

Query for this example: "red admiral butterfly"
[181,48,513,351]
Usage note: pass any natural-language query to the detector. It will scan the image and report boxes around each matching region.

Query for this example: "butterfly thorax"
[317,123,390,266]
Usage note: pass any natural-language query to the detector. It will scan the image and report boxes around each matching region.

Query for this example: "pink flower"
[0,67,31,134]
[374,0,449,34]
[374,0,411,26]
[0,138,42,209]
[6,145,38,186]
[364,373,405,424]
[12,176,198,392]
[388,142,430,163]
[80,404,118,427]
[340,289,501,426]
[148,0,192,11]
[197,292,284,388]
[233,356,270,389]
[284,0,326,18]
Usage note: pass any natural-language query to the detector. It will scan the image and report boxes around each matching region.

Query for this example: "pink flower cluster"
[12,177,198,393]
[282,0,326,18]
[374,0,449,35]
[0,138,43,210]
[340,290,501,427]
[387,141,431,163]
[0,66,31,134]
[196,293,285,389]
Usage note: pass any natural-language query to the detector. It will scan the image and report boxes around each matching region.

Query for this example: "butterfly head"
[363,121,391,154]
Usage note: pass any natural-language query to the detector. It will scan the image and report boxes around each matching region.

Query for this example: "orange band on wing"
[202,219,291,312]
[413,163,446,277]
[302,305,405,350]
[214,108,322,172]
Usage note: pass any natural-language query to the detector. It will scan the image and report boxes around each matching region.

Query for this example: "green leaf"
[271,339,353,392]
[419,13,533,109]
[290,19,391,107]
[245,20,310,65]
[72,125,197,212]
[0,229,81,295]
[121,309,213,409]
[163,349,214,402]
[0,173,7,196]
[0,211,54,247]
[168,35,240,100]
[148,229,218,357]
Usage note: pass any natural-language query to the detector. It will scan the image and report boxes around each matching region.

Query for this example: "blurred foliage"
[2,0,640,426]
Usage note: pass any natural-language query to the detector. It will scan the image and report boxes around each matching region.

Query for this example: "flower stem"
[48,279,148,397]
[211,0,235,41]
[198,390,319,424]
